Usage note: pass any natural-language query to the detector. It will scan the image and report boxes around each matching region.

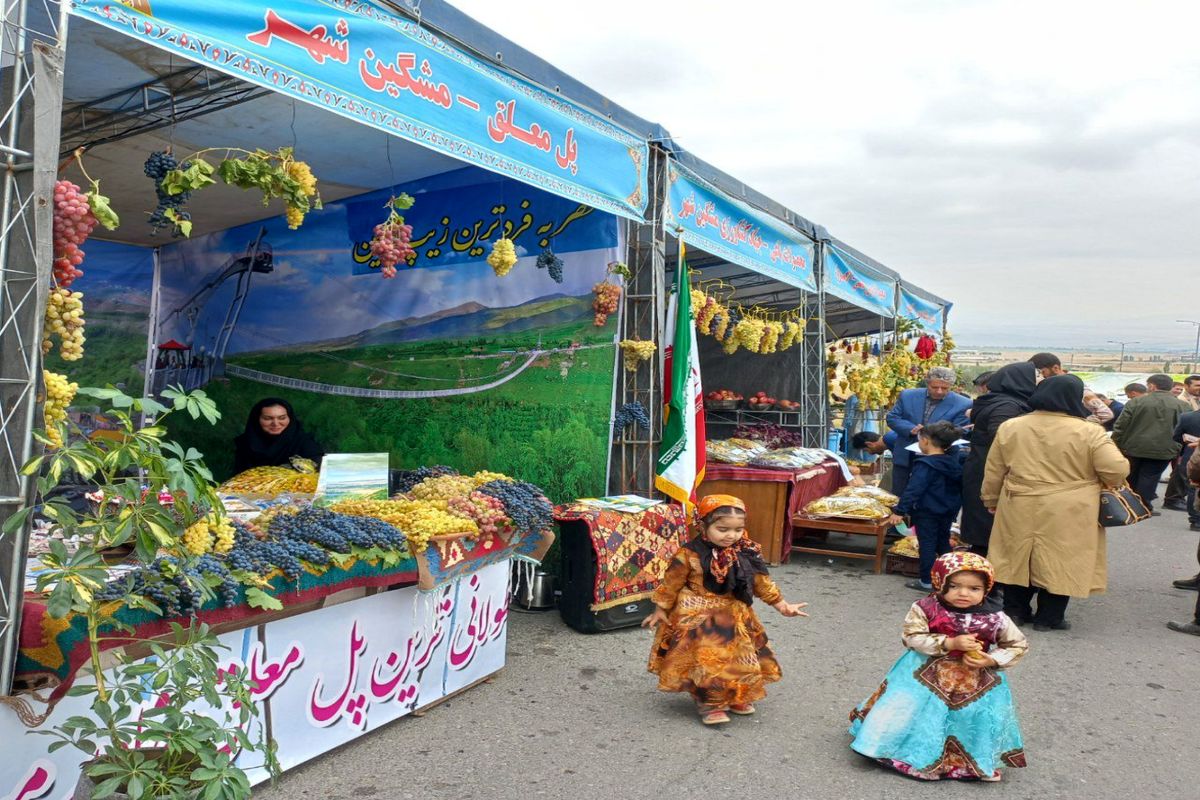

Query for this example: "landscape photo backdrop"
[152,166,622,505]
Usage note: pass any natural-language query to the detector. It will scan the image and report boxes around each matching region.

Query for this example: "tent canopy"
[68,0,652,220]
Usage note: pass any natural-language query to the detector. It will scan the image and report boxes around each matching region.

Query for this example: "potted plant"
[4,386,279,798]
[48,622,277,800]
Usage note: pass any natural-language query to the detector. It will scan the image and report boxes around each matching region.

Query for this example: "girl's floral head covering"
[931,551,996,593]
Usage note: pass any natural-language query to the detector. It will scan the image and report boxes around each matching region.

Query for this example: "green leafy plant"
[3,386,277,797]
[157,146,321,234]
[43,622,278,800]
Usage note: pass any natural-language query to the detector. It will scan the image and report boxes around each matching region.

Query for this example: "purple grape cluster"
[477,479,553,533]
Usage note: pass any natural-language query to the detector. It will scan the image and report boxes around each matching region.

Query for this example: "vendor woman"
[232,397,325,474]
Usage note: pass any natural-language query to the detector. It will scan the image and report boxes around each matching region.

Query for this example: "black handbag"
[1099,484,1151,527]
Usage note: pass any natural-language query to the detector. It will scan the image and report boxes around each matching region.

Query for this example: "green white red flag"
[655,244,706,512]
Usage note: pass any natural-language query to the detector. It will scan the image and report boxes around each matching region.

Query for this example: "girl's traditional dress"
[849,552,1029,781]
[648,535,783,712]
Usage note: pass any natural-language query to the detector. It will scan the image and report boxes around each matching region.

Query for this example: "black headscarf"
[1029,374,1089,418]
[968,362,1037,450]
[685,536,769,606]
[982,362,1037,403]
[231,397,324,474]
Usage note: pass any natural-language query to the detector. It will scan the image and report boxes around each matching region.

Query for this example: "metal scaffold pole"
[607,146,665,497]
[0,0,67,695]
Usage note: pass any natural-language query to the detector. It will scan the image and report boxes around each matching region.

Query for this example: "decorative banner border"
[663,163,816,292]
[73,0,650,219]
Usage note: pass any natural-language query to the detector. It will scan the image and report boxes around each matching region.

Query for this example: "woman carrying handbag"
[981,375,1130,632]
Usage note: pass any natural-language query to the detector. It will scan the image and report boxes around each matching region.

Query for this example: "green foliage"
[8,388,276,797]
[43,623,277,800]
[13,386,223,607]
[167,331,617,507]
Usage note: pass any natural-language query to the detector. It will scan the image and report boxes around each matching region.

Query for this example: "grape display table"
[697,461,846,564]
[789,514,891,574]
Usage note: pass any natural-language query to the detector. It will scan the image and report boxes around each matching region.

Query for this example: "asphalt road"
[256,511,1200,800]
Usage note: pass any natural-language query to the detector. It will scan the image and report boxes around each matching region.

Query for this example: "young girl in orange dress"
[642,494,808,725]
[849,552,1029,781]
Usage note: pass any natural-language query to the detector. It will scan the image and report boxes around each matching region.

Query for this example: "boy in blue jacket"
[887,420,965,591]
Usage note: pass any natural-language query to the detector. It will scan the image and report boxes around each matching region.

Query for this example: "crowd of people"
[871,354,1200,635]
[636,356,1196,782]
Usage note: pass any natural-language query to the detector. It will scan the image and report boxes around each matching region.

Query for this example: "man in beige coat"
[982,375,1129,631]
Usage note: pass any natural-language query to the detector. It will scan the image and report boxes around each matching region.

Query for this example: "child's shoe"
[701,709,730,725]
[728,703,756,715]
[980,772,1002,782]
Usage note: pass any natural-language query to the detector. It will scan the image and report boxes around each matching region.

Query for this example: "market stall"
[0,0,655,794]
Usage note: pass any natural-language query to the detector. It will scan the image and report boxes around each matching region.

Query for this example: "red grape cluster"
[447,491,512,538]
[592,282,621,326]
[52,180,97,287]
[369,219,414,278]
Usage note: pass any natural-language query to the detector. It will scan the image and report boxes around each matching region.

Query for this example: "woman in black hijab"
[231,397,324,475]
[960,363,1038,555]
[1028,373,1091,417]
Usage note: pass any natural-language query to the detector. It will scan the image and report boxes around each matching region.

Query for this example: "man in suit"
[885,366,972,497]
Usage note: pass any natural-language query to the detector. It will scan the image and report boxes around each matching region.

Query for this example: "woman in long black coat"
[960,362,1037,554]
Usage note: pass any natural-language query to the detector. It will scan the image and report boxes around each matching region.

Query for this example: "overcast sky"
[450,0,1200,351]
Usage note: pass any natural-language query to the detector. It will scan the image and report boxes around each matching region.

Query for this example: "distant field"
[228,318,611,391]
[48,309,150,394]
[169,321,618,510]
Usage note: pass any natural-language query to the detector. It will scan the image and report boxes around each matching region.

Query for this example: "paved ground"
[257,512,1200,800]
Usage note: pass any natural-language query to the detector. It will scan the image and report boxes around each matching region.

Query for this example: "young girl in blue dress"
[849,552,1029,782]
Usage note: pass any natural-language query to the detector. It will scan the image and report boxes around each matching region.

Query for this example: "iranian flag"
[655,244,706,511]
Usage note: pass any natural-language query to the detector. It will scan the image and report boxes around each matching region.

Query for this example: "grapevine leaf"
[86,189,120,230]
[391,193,415,211]
[177,219,193,237]
[245,588,282,612]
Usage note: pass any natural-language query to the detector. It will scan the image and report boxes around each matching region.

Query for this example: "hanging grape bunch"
[368,193,416,278]
[488,237,517,277]
[283,158,318,229]
[42,286,85,360]
[619,339,657,371]
[613,401,651,437]
[41,370,77,449]
[535,248,564,283]
[51,179,98,287]
[592,282,621,326]
[144,151,193,236]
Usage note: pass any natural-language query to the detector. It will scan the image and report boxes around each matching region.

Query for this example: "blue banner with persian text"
[897,285,947,330]
[71,0,649,219]
[345,168,617,274]
[663,164,816,292]
[823,245,896,318]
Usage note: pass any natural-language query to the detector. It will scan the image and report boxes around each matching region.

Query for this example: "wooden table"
[699,462,846,565]
[790,514,891,574]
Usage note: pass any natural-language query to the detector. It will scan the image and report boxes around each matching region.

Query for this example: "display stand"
[790,514,890,574]
[697,461,846,564]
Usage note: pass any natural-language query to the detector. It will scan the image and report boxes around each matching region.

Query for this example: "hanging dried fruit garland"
[144,146,321,237]
[687,282,806,355]
[827,321,957,408]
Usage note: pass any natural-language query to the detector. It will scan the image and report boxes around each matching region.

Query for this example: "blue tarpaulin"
[663,161,816,293]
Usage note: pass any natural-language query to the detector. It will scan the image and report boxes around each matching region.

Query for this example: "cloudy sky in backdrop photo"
[451,0,1200,350]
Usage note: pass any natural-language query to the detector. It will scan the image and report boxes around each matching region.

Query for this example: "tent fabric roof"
[61,0,949,314]
[656,137,818,241]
